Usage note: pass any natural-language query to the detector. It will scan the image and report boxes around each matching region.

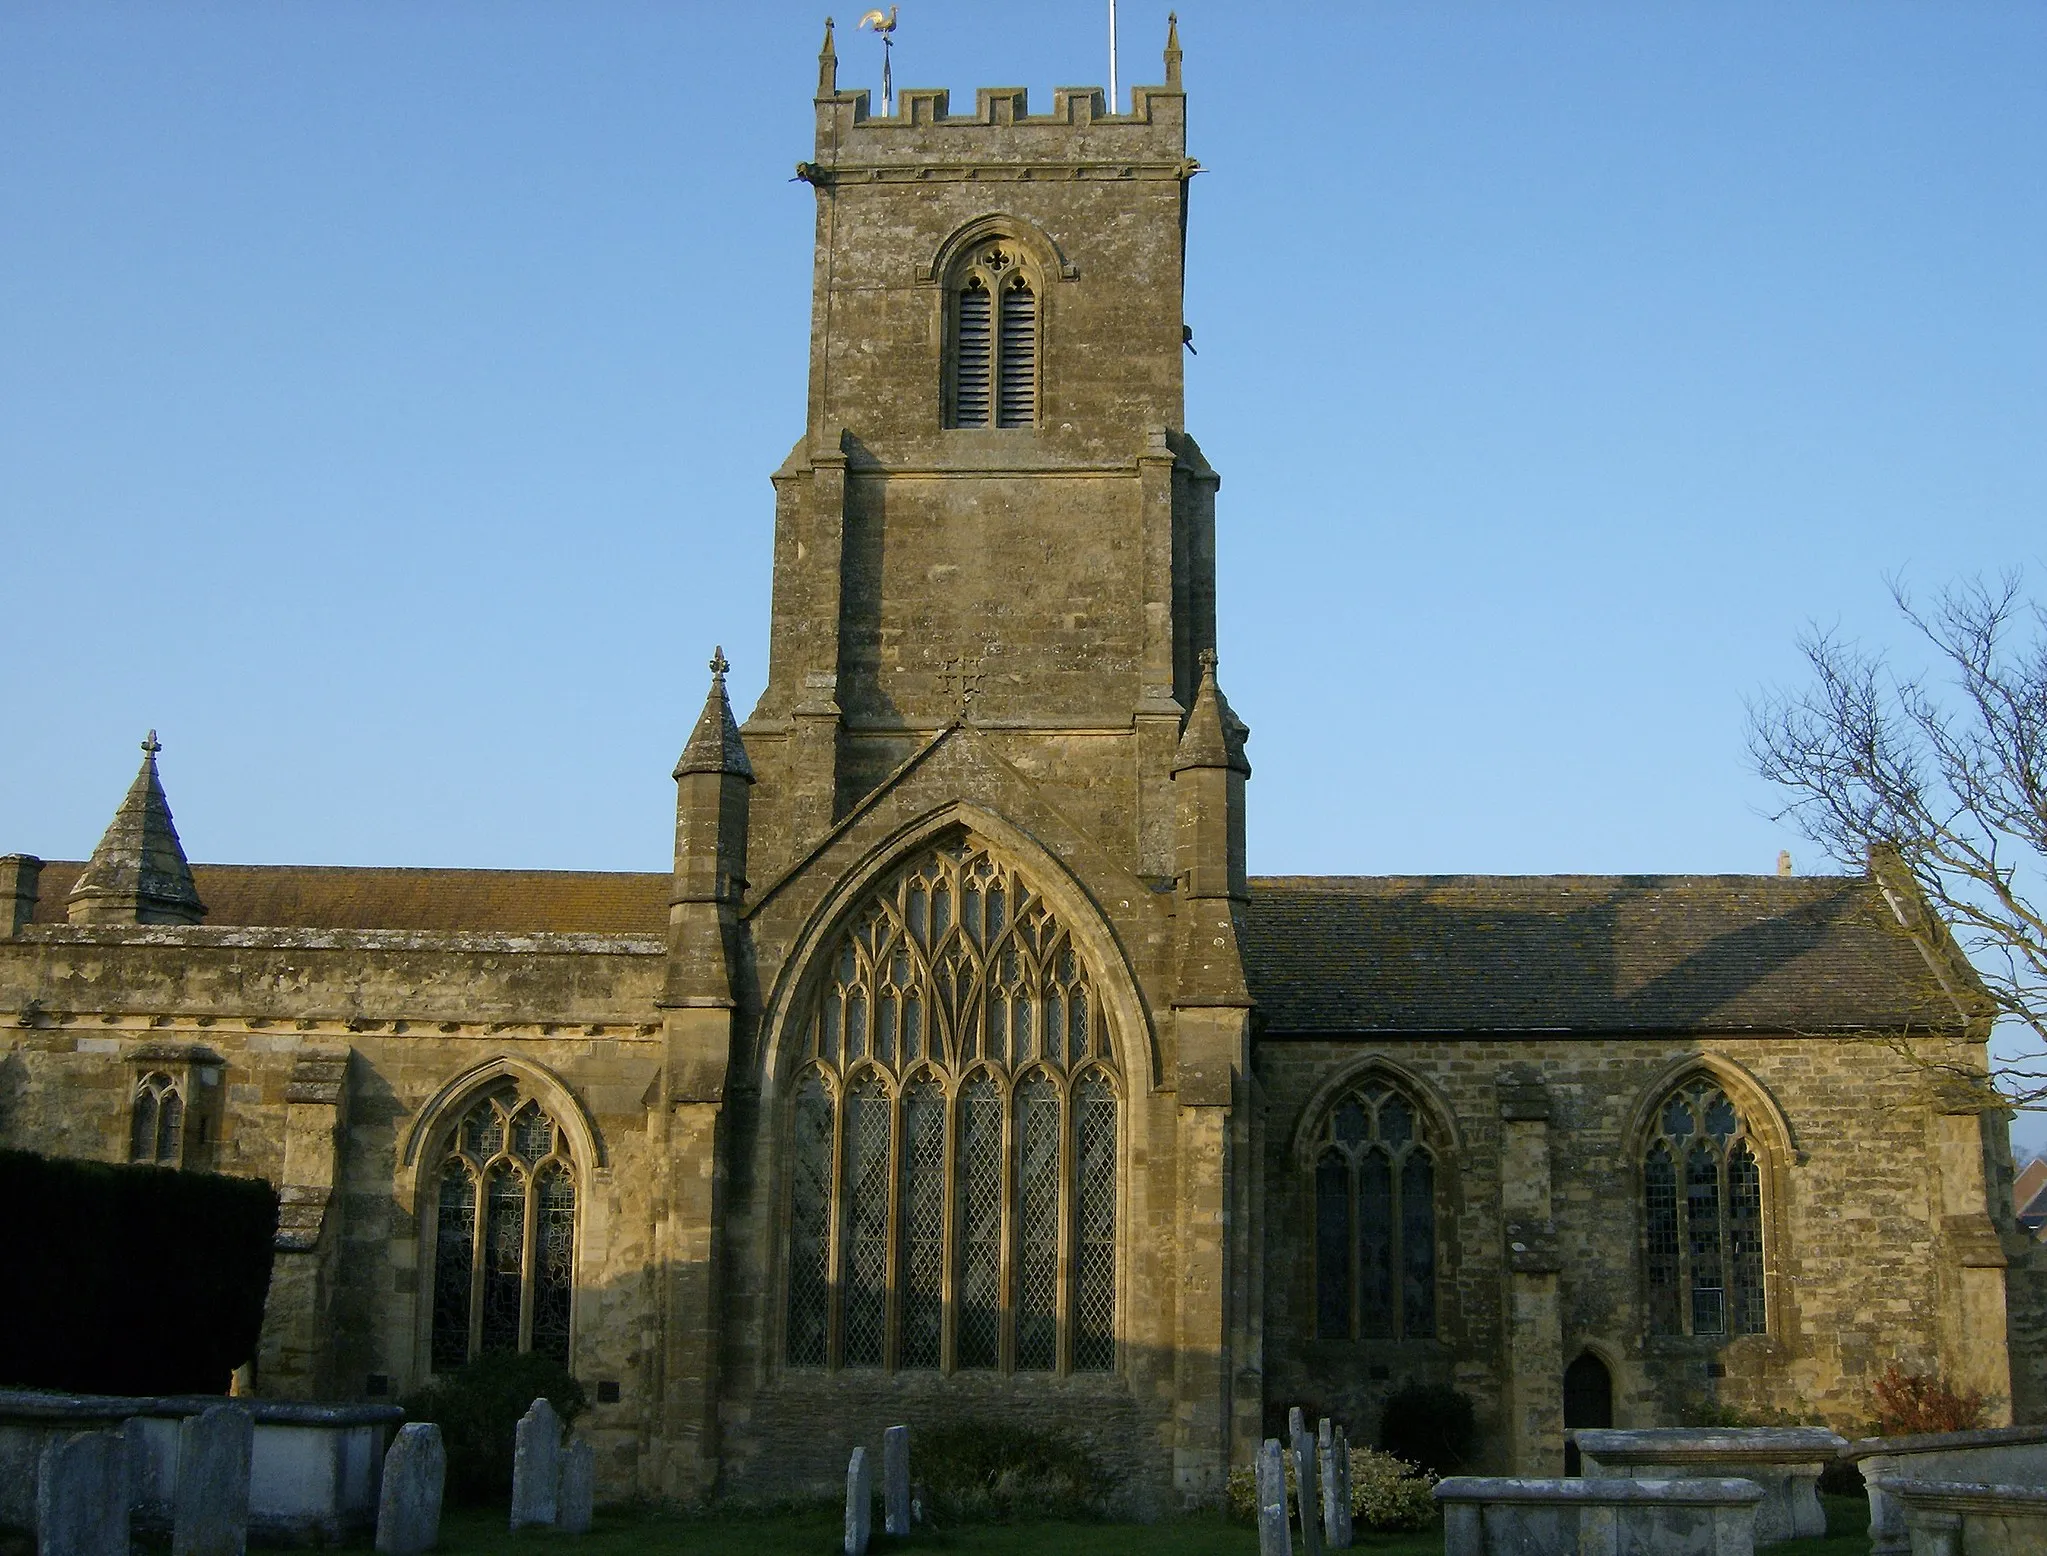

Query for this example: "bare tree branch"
[1749,573,2047,1104]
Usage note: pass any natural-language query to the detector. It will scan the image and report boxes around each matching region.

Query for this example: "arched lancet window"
[949,244,1037,428]
[429,1083,578,1372]
[129,1071,185,1165]
[784,837,1119,1374]
[1313,1081,1437,1341]
[1644,1077,1767,1338]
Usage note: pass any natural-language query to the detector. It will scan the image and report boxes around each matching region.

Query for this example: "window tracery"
[949,244,1037,428]
[429,1083,577,1372]
[129,1071,185,1165]
[1643,1077,1767,1338]
[785,838,1118,1374]
[1313,1082,1438,1341]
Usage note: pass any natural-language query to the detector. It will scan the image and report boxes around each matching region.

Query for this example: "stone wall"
[1255,1033,2014,1466]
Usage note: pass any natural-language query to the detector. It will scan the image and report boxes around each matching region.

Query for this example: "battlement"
[807,15,1188,173]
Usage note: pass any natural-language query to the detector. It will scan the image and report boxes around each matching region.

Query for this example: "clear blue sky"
[4,8,2041,876]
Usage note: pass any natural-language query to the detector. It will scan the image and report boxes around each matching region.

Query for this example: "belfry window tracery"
[785,838,1118,1374]
[1313,1081,1438,1341]
[429,1084,577,1373]
[1643,1077,1767,1338]
[948,244,1037,429]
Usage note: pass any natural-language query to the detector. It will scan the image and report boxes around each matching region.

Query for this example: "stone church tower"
[658,17,1257,1499]
[4,17,2041,1519]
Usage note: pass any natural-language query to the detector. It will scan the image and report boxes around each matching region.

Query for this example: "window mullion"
[1056,1080,1073,1375]
[828,1079,847,1370]
[885,1087,903,1371]
[467,1168,487,1362]
[999,1074,1016,1373]
[518,1161,538,1354]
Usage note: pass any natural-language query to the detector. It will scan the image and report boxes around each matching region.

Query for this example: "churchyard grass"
[403,1494,1882,1554]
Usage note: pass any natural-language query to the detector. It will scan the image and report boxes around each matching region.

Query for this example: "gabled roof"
[21,858,1948,1037]
[27,862,669,937]
[1241,873,1954,1036]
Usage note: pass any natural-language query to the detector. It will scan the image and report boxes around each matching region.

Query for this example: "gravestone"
[509,1397,562,1530]
[883,1424,912,1535]
[37,1429,130,1556]
[375,1423,446,1556]
[174,1403,254,1556]
[845,1444,874,1556]
[1318,1418,1352,1549]
[1333,1427,1355,1545]
[557,1435,595,1534]
[1256,1437,1292,1556]
[1291,1416,1324,1556]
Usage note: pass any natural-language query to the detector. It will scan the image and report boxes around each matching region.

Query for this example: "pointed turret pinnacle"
[1172,650,1250,775]
[818,16,839,97]
[67,731,206,925]
[675,648,755,781]
[1164,12,1183,90]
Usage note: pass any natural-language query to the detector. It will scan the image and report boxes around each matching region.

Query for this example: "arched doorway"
[1562,1351,1613,1476]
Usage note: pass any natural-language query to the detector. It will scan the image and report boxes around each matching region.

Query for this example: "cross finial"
[1198,648,1218,677]
[709,646,730,681]
[141,729,162,756]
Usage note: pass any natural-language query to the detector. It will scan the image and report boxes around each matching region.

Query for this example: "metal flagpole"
[1107,0,1119,112]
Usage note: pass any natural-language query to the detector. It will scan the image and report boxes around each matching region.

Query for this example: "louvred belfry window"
[1313,1083,1438,1341]
[429,1084,578,1372]
[784,837,1119,1374]
[1643,1078,1767,1338]
[948,246,1037,428]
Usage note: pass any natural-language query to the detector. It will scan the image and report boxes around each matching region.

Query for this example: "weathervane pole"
[1107,0,1119,113]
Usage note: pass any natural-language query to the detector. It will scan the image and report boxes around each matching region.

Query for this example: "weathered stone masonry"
[3,19,2041,1514]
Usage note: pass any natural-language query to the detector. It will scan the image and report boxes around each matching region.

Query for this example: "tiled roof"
[26,862,670,936]
[1241,874,1954,1036]
[23,861,1947,1035]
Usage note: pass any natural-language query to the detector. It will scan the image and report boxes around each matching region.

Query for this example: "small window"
[130,1071,185,1165]
[1314,1083,1438,1340]
[949,246,1037,428]
[1644,1077,1767,1338]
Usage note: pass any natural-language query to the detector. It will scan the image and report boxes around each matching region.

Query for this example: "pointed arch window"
[784,837,1119,1374]
[129,1071,186,1165]
[1313,1082,1438,1341]
[1643,1077,1767,1338]
[429,1084,578,1372]
[948,245,1037,428]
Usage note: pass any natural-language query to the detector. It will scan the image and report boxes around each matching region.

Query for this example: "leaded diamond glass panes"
[899,1079,947,1370]
[956,1073,1004,1370]
[842,1076,891,1368]
[1312,1081,1438,1341]
[786,1073,835,1368]
[427,1085,578,1372]
[783,835,1121,1375]
[1643,1079,1767,1338]
[129,1071,184,1165]
[1014,1075,1061,1370]
[1073,1072,1117,1372]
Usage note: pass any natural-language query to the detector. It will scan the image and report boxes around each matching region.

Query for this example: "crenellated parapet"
[807,15,1190,177]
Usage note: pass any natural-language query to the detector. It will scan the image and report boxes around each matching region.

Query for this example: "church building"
[2,21,2039,1511]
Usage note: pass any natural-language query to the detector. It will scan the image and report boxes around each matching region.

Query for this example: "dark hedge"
[0,1149,278,1396]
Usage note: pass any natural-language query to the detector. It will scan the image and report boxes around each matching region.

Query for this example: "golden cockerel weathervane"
[858,7,899,116]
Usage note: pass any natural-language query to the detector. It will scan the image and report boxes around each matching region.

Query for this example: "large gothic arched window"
[1643,1077,1767,1338]
[785,838,1118,1374]
[1313,1081,1438,1341]
[948,244,1037,428]
[429,1084,577,1372]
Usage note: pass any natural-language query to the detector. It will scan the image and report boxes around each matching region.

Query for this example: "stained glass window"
[1312,1082,1438,1341]
[783,836,1119,1375]
[1643,1078,1767,1338]
[428,1083,578,1371]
